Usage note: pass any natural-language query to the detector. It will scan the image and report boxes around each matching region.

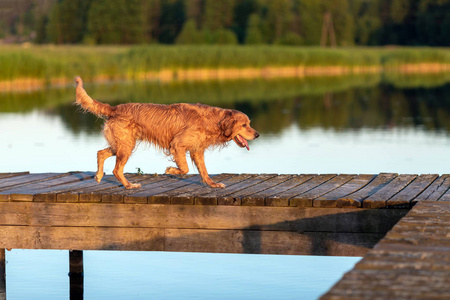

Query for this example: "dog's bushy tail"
[75,76,114,118]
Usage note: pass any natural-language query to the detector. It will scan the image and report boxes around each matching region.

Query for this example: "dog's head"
[220,110,259,150]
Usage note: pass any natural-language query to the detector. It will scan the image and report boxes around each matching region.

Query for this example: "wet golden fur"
[75,76,259,189]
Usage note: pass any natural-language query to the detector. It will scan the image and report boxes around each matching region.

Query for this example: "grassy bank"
[1,45,450,90]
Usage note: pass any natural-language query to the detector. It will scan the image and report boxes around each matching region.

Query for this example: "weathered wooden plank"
[263,175,321,206]
[171,174,251,205]
[55,174,120,203]
[147,173,234,205]
[387,174,439,207]
[170,174,254,205]
[138,174,202,204]
[246,174,315,207]
[235,174,293,206]
[194,174,266,205]
[218,174,282,206]
[289,174,338,207]
[341,173,398,207]
[314,174,376,208]
[0,173,70,200]
[0,226,165,251]
[412,174,450,203]
[0,173,81,202]
[0,172,29,179]
[363,174,417,208]
[321,201,450,299]
[165,229,382,256]
[22,172,96,201]
[296,174,357,208]
[0,225,379,256]
[98,174,175,203]
[0,173,47,189]
[435,180,450,202]
[322,269,450,299]
[55,173,156,203]
[0,202,406,233]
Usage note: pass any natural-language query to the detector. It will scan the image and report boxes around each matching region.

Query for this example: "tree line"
[2,0,449,46]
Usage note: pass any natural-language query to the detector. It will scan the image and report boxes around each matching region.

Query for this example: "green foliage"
[176,19,205,44]
[3,0,450,46]
[1,45,450,83]
[275,32,303,46]
[245,14,263,45]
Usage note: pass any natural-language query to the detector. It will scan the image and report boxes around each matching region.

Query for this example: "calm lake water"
[1,75,450,299]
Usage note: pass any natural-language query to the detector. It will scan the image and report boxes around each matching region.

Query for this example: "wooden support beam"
[69,250,83,300]
[0,249,4,300]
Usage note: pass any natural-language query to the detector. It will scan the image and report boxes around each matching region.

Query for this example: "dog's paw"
[209,182,226,189]
[94,173,104,183]
[125,183,141,189]
[165,167,183,175]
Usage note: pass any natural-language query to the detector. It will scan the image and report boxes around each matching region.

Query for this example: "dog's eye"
[242,124,247,127]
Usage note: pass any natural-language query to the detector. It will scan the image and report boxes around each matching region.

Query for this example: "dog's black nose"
[255,132,260,138]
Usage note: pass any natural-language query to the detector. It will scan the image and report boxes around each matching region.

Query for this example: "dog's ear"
[219,111,236,138]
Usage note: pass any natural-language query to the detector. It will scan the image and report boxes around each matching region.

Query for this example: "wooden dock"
[0,171,449,298]
[321,201,450,299]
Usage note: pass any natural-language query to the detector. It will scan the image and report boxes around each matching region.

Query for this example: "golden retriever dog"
[75,77,259,189]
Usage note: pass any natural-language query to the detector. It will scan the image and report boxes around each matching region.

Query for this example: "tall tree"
[245,13,263,44]
[203,0,235,30]
[175,18,204,44]
[158,0,185,44]
[233,0,259,43]
[142,0,161,42]
[87,0,144,44]
[297,0,323,45]
[46,0,90,44]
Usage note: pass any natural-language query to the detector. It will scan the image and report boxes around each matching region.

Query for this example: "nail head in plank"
[363,174,417,208]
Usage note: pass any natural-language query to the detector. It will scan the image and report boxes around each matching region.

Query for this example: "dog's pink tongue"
[239,135,249,151]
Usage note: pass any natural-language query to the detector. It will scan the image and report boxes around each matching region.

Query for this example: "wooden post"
[0,249,5,300]
[69,250,83,300]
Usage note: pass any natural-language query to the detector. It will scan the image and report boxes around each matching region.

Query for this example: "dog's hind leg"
[165,147,189,175]
[95,147,113,183]
[113,148,141,189]
[190,151,225,188]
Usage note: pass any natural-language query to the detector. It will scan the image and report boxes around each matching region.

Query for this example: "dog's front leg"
[190,151,225,188]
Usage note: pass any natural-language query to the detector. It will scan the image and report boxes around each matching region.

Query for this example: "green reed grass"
[0,45,449,82]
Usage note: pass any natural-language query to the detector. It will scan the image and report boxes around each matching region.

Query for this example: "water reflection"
[6,249,360,300]
[3,76,449,136]
[1,75,450,175]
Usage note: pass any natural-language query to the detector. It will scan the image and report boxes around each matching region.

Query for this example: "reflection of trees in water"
[248,83,450,134]
[2,79,450,136]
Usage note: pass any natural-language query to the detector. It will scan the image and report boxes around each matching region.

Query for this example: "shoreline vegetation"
[1,45,450,92]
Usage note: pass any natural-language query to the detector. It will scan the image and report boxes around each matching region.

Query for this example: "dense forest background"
[0,0,449,46]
